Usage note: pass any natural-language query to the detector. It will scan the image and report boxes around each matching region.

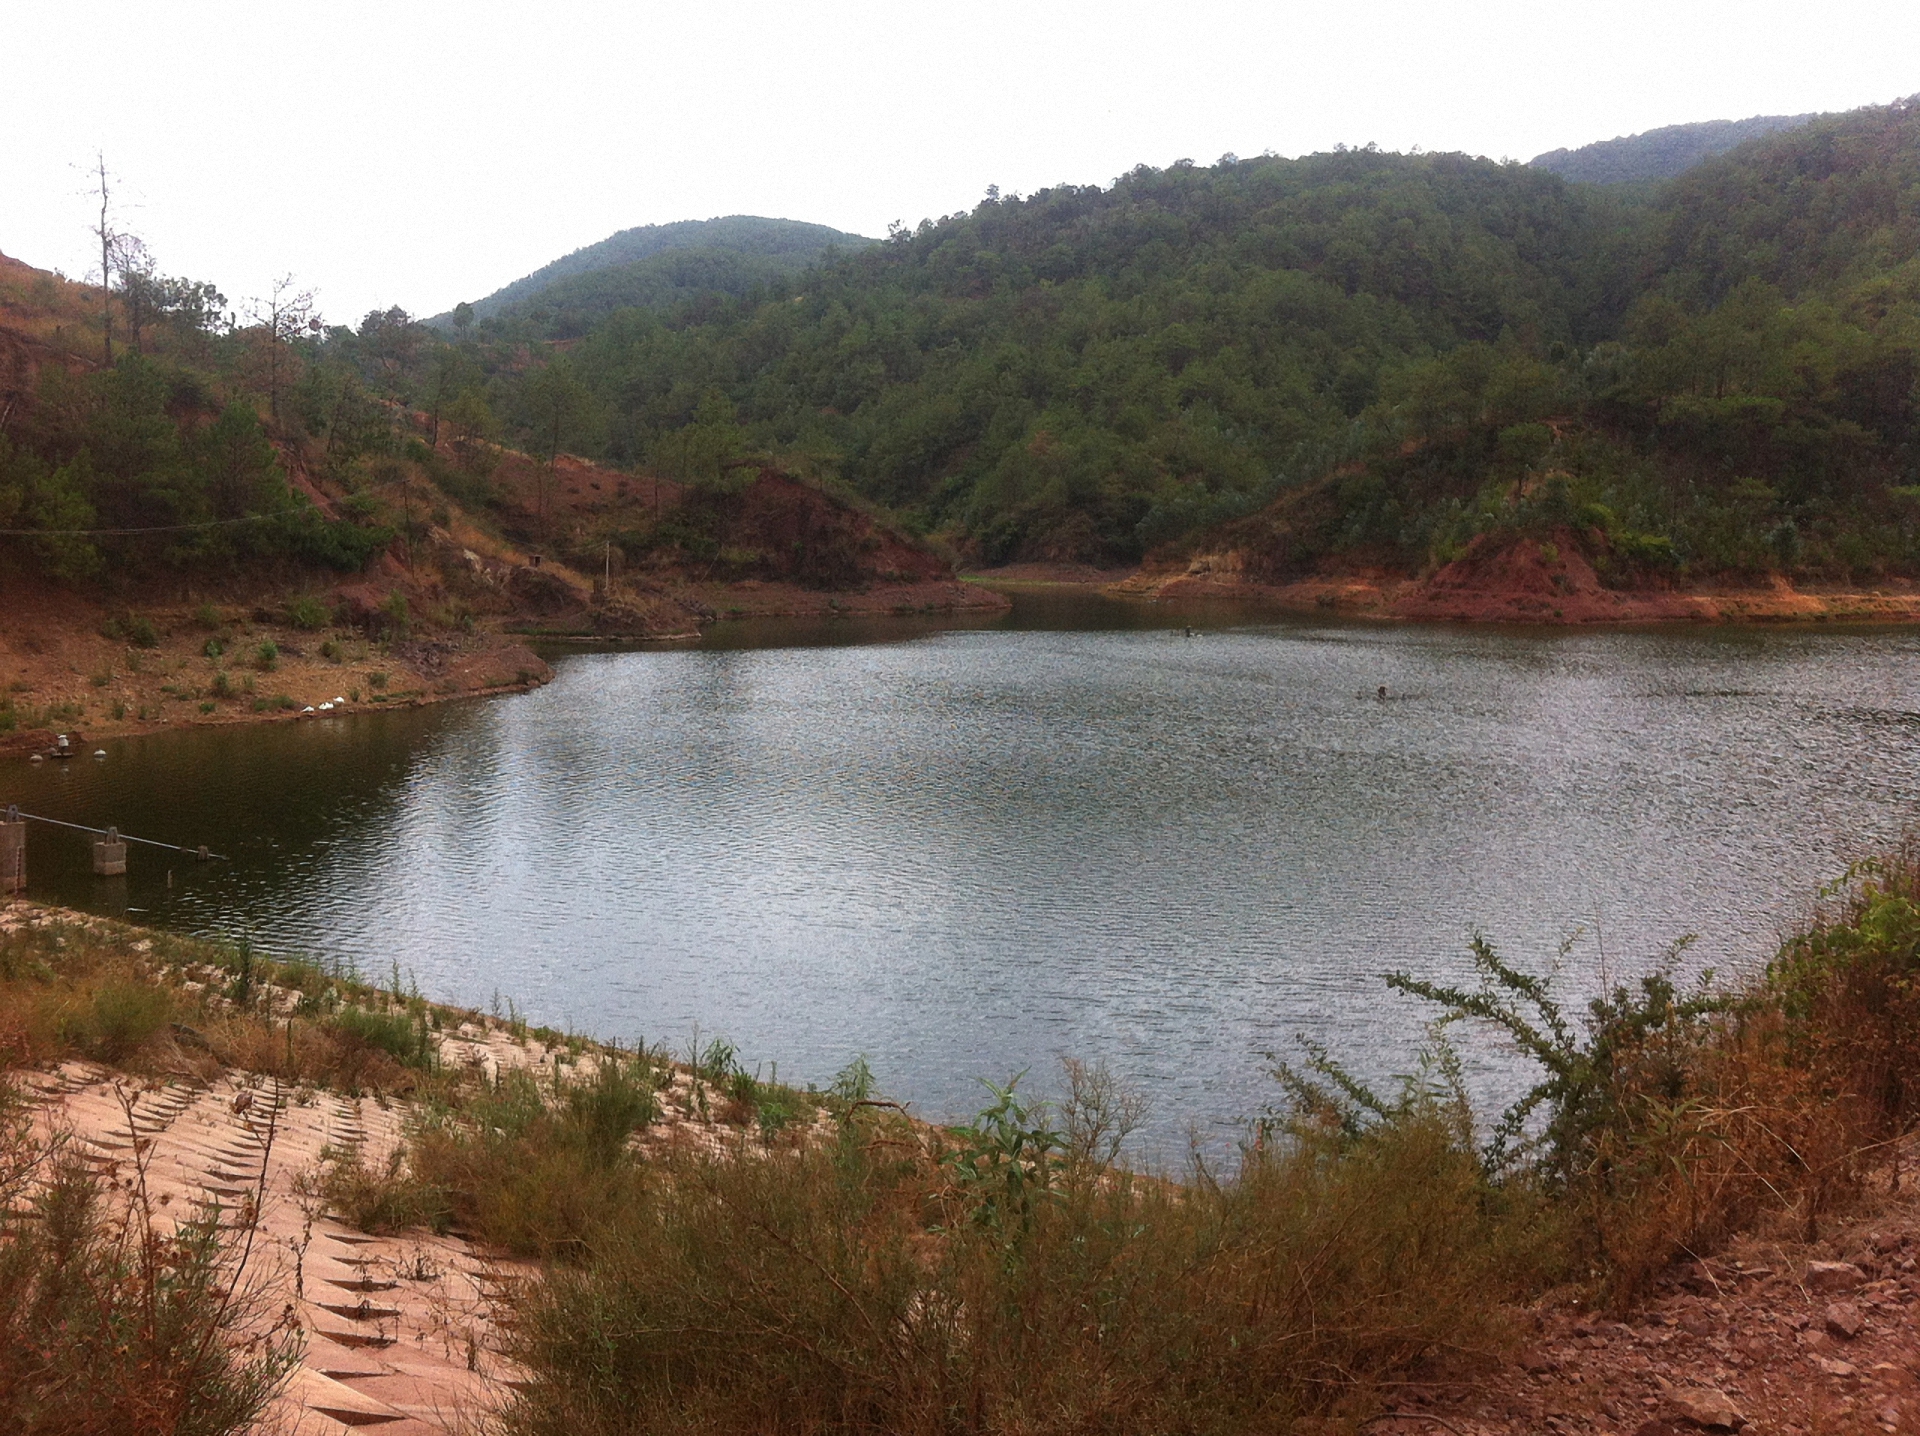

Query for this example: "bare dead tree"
[90,153,115,367]
[249,274,316,423]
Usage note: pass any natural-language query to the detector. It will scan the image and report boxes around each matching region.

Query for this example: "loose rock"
[1825,1301,1866,1339]
[1807,1260,1868,1293]
[1665,1385,1745,1430]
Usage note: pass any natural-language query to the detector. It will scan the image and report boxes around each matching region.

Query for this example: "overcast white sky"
[5,1,1918,324]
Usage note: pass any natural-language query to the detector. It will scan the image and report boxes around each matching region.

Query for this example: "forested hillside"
[1202,97,1920,589]
[17,98,1917,594]
[356,99,1918,578]
[1530,113,1816,185]
[438,216,870,331]
[0,254,389,585]
[354,151,1636,564]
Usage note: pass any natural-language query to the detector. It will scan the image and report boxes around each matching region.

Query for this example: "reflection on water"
[8,596,1920,1156]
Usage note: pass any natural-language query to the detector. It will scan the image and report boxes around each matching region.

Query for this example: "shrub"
[126,615,159,648]
[310,1144,446,1234]
[561,1053,659,1162]
[252,640,278,672]
[1291,869,1920,1305]
[1611,529,1678,569]
[331,1004,436,1070]
[285,595,329,630]
[362,1056,664,1258]
[193,602,222,630]
[378,591,410,635]
[70,980,173,1063]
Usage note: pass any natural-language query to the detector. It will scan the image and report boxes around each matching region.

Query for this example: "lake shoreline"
[971,566,1920,627]
[1095,534,1920,626]
[1,571,1007,756]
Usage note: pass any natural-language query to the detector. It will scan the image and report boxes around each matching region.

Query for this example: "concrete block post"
[0,817,23,894]
[92,826,127,877]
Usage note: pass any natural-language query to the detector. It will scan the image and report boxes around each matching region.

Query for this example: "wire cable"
[0,805,230,862]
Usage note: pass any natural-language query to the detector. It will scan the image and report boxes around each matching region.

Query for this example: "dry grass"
[501,1079,1518,1436]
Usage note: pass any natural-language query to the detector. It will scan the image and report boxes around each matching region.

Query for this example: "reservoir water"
[7,591,1920,1157]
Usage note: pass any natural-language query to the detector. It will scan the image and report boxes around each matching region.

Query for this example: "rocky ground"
[1373,1199,1920,1436]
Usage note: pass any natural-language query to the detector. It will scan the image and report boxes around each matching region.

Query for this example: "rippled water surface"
[9,595,1920,1153]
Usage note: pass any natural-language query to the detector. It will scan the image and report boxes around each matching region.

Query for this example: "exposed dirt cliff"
[1121,527,1920,626]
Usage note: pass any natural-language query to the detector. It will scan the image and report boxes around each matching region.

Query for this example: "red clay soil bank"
[1375,1198,1920,1435]
[1120,531,1920,625]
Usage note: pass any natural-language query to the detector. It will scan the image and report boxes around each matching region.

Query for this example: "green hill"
[437,216,871,329]
[550,151,1625,563]
[1530,113,1817,185]
[332,99,1920,579]
[1202,99,1920,586]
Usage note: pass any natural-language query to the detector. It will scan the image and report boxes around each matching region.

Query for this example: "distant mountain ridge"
[435,216,871,328]
[1530,113,1818,184]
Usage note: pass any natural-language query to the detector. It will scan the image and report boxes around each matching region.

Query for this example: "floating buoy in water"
[28,754,43,763]
[92,749,106,759]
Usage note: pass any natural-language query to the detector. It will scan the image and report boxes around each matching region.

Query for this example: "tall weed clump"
[501,1064,1514,1436]
[363,1055,662,1257]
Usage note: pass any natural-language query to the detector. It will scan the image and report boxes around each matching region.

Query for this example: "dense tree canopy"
[295,98,1920,579]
